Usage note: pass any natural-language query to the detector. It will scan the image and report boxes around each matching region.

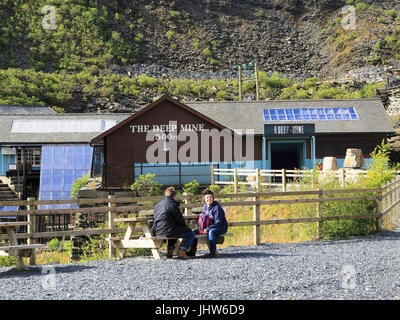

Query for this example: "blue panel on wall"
[0,206,18,220]
[39,145,93,209]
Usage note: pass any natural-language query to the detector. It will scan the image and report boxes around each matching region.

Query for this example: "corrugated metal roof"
[0,105,55,115]
[0,114,132,144]
[185,98,394,135]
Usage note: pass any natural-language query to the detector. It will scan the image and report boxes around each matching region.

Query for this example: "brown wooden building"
[91,95,394,187]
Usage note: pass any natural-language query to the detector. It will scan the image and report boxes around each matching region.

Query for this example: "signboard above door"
[264,124,315,137]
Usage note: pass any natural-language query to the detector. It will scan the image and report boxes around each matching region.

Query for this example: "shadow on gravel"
[193,251,296,259]
[261,230,400,248]
[0,264,96,278]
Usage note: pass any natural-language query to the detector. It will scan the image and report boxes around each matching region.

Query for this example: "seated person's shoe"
[167,248,174,259]
[186,249,197,257]
[202,251,216,258]
[177,249,190,259]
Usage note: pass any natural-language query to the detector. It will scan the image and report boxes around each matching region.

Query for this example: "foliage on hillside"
[0,0,136,71]
[0,68,385,111]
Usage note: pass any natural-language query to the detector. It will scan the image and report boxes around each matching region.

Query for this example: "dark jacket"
[203,201,228,231]
[151,196,191,237]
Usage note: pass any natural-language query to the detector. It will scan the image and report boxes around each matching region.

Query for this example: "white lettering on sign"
[273,125,304,135]
[130,123,204,133]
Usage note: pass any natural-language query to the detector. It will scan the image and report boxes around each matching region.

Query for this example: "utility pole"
[238,65,243,101]
[255,62,259,101]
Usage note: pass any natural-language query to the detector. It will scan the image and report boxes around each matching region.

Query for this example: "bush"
[130,173,162,196]
[46,238,62,251]
[356,2,368,11]
[70,173,90,199]
[385,9,397,19]
[296,140,398,238]
[208,185,222,195]
[182,179,200,195]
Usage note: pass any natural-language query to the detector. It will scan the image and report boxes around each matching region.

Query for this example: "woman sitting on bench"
[187,188,228,258]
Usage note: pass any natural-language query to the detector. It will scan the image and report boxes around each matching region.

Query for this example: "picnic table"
[0,221,45,270]
[110,215,231,260]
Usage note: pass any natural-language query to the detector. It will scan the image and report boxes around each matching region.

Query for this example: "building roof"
[91,95,230,144]
[0,113,132,144]
[185,98,395,135]
[0,105,55,115]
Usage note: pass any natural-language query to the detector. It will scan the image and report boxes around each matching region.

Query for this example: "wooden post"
[253,194,260,246]
[376,191,382,231]
[316,189,323,239]
[282,169,287,192]
[341,169,345,188]
[255,168,261,192]
[108,195,116,259]
[27,197,36,265]
[234,168,238,193]
[184,192,192,216]
[255,62,260,101]
[238,65,242,101]
[210,164,214,185]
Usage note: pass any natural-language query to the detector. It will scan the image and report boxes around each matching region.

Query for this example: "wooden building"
[91,95,395,187]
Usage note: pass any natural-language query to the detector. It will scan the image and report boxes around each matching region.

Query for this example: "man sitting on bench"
[187,188,228,258]
[151,186,195,259]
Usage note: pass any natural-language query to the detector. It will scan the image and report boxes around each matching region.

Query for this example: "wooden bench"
[110,216,231,259]
[0,221,46,270]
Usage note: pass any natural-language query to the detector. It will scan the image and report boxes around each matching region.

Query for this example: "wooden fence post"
[341,169,345,188]
[27,197,36,265]
[184,192,192,216]
[316,190,323,239]
[108,195,116,259]
[376,190,382,231]
[253,194,260,246]
[255,168,261,192]
[210,164,214,185]
[282,169,286,192]
[234,168,238,193]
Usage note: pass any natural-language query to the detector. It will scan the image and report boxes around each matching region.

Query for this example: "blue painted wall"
[0,147,16,176]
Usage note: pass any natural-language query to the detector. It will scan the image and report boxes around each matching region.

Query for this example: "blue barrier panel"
[39,145,93,209]
[0,206,18,220]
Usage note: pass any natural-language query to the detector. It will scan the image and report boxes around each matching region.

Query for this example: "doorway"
[270,142,304,170]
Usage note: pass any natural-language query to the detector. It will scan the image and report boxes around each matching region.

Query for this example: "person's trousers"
[190,225,228,253]
[207,225,228,253]
[167,230,196,251]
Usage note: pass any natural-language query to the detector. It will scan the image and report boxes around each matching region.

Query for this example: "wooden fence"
[1,177,400,259]
[212,166,400,192]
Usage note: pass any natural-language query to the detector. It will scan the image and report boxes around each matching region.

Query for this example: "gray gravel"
[1,229,400,300]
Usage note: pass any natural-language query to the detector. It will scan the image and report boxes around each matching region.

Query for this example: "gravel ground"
[1,229,400,300]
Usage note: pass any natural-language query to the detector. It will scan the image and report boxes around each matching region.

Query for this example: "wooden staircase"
[0,179,19,201]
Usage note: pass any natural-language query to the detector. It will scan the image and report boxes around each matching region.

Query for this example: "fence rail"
[212,167,400,192]
[1,178,400,258]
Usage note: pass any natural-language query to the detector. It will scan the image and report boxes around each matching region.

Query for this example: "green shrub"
[207,185,222,195]
[385,9,397,19]
[70,173,90,199]
[356,2,368,11]
[168,10,181,18]
[46,238,62,251]
[182,179,200,195]
[255,9,264,18]
[130,173,162,196]
[166,30,175,41]
[137,75,158,88]
[202,48,212,56]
